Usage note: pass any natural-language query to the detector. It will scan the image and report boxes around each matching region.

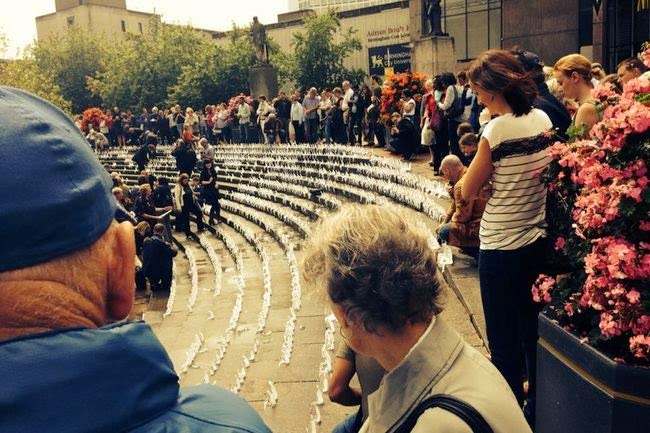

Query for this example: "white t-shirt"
[342,88,354,111]
[480,109,552,251]
[402,98,416,116]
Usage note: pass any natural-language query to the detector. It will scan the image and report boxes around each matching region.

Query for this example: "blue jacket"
[0,321,273,433]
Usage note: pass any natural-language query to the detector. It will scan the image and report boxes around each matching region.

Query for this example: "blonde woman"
[554,54,600,136]
[184,107,200,136]
[134,221,151,258]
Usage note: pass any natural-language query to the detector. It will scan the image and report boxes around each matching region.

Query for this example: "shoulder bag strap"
[395,394,494,433]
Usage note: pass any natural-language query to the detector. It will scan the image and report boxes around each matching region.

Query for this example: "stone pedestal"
[412,36,456,78]
[249,65,278,99]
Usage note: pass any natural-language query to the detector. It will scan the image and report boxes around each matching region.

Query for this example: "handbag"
[429,107,443,131]
[421,123,433,146]
[395,394,494,433]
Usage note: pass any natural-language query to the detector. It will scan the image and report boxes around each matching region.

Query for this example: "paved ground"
[134,145,484,433]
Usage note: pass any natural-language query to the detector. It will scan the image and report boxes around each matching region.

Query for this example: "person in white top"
[235,98,252,143]
[290,95,306,143]
[438,72,468,163]
[400,89,417,122]
[461,50,553,428]
[256,96,272,143]
[302,204,532,433]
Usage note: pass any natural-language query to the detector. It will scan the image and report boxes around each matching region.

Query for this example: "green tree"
[168,24,293,107]
[0,56,72,113]
[30,28,105,113]
[291,9,364,90]
[88,16,212,110]
[0,31,71,112]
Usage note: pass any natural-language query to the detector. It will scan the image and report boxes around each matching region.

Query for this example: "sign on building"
[368,44,411,76]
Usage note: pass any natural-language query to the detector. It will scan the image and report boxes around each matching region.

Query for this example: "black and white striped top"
[480,109,553,251]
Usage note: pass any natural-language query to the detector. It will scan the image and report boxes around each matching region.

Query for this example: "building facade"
[36,0,155,41]
[294,0,390,13]
[502,0,650,72]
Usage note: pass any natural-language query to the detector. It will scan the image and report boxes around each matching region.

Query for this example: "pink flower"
[532,275,555,303]
[554,237,566,251]
[629,335,650,361]
[600,312,622,337]
[626,289,641,304]
[564,302,575,317]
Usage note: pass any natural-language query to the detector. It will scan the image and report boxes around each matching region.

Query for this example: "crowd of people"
[2,43,648,433]
[320,49,649,433]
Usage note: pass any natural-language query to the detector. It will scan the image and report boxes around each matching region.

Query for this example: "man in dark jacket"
[513,49,571,140]
[142,223,177,292]
[0,86,272,433]
[389,112,417,161]
[273,91,292,143]
[131,144,155,171]
[171,140,197,175]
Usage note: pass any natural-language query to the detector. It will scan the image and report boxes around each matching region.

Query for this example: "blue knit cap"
[0,87,116,272]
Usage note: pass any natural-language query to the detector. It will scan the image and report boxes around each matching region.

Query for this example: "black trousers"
[182,204,204,235]
[208,200,220,223]
[479,238,545,417]
[292,121,306,143]
[433,120,450,172]
[148,268,172,292]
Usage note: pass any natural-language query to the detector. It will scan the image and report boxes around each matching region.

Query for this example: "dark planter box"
[536,313,650,433]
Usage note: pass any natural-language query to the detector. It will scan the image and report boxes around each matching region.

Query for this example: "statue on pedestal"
[248,16,277,100]
[250,16,269,65]
[424,0,445,36]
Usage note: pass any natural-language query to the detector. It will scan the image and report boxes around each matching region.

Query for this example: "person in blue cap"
[0,87,273,433]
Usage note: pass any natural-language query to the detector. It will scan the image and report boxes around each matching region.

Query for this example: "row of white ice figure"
[224,192,312,236]
[239,178,341,210]
[217,160,448,222]
[215,199,303,367]
[217,152,444,198]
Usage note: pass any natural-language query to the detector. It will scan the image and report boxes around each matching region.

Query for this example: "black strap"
[395,394,494,433]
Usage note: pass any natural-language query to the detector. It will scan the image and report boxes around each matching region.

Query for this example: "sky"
[0,0,292,58]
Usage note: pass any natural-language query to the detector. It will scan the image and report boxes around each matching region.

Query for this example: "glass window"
[468,10,489,58]
[443,0,501,61]
[67,16,75,27]
[138,22,143,34]
[579,0,593,46]
[121,20,126,32]
[446,13,467,60]
[489,6,501,49]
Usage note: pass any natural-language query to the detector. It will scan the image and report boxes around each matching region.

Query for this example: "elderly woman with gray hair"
[302,204,531,433]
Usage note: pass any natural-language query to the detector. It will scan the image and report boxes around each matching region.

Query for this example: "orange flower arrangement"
[379,71,428,124]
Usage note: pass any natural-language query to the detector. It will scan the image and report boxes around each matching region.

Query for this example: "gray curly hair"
[302,204,444,333]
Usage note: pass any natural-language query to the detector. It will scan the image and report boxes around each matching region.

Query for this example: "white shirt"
[480,109,553,250]
[402,98,416,116]
[290,102,304,123]
[342,87,354,111]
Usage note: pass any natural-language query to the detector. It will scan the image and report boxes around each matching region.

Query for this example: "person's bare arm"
[574,103,599,133]
[328,357,361,406]
[461,138,493,202]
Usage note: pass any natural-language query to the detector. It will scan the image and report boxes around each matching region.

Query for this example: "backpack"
[395,394,493,433]
[445,86,468,120]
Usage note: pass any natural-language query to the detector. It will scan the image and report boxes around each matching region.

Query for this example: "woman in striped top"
[461,49,553,427]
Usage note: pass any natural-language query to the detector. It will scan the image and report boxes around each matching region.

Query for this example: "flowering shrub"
[379,71,427,124]
[227,95,254,121]
[534,50,650,365]
[82,107,105,133]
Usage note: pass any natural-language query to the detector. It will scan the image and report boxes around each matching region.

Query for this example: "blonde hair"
[135,221,151,237]
[302,204,443,333]
[554,54,593,83]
